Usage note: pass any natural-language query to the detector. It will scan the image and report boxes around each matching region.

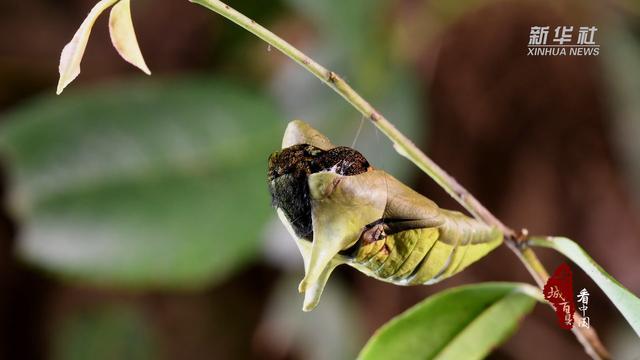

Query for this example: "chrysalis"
[267,120,503,311]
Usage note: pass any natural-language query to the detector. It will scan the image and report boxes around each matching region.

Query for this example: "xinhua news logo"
[528,26,599,56]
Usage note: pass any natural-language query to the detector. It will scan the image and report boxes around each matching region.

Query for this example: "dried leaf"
[109,0,151,75]
[57,0,119,95]
[282,120,335,150]
[269,121,504,311]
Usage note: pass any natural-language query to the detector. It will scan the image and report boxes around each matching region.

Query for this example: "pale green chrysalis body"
[273,120,503,311]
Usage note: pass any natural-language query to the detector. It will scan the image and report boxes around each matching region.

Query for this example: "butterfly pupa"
[267,120,503,311]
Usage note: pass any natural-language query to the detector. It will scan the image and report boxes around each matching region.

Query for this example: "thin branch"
[189,0,493,223]
[188,0,610,358]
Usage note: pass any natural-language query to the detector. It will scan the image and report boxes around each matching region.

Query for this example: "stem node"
[515,228,530,249]
[327,71,338,83]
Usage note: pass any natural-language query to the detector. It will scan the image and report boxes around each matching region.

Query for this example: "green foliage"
[53,304,156,360]
[30,1,640,357]
[358,282,540,360]
[530,237,640,337]
[0,78,283,288]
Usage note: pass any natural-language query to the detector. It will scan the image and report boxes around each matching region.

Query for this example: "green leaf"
[358,282,540,360]
[530,236,640,337]
[0,77,283,288]
[53,304,156,360]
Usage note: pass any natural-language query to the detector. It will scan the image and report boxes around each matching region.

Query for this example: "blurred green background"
[1,0,640,359]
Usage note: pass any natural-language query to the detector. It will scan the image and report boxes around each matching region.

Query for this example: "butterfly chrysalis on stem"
[268,120,503,311]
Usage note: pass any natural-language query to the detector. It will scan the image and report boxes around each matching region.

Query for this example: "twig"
[188,0,610,357]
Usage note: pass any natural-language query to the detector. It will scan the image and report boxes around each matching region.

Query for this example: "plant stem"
[189,0,610,357]
[190,0,499,225]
